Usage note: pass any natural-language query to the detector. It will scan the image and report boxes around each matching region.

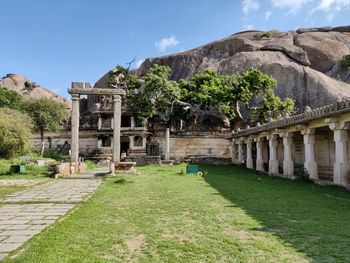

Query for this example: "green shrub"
[340,54,350,70]
[294,167,310,181]
[85,160,99,170]
[0,87,23,110]
[0,108,33,158]
[43,150,69,161]
[260,31,272,38]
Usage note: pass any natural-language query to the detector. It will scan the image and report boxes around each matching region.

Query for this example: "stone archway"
[68,83,126,173]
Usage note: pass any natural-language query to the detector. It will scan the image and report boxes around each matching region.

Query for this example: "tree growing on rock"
[180,68,295,124]
[127,64,180,123]
[0,108,33,158]
[21,98,68,156]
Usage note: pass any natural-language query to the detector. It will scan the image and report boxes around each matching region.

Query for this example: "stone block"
[53,162,71,177]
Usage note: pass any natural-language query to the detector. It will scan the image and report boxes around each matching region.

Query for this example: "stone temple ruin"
[31,75,350,189]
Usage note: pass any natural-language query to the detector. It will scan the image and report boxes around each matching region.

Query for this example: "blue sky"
[1,0,349,98]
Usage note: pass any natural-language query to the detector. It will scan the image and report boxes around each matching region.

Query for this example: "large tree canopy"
[123,64,294,127]
[21,98,68,156]
[127,65,180,122]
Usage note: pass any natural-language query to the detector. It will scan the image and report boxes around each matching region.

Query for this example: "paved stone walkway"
[0,176,101,261]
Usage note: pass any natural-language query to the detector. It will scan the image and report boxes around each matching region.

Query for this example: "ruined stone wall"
[151,132,231,161]
[31,130,98,157]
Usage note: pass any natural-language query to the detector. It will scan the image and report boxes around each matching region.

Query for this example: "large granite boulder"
[95,25,350,112]
[0,74,69,106]
[294,32,350,73]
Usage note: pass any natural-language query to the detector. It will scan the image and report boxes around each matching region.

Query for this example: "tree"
[0,108,33,158]
[0,87,22,110]
[127,64,180,123]
[179,69,236,119]
[180,68,295,124]
[22,98,68,156]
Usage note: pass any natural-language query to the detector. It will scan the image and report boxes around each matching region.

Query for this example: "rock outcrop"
[0,74,69,106]
[94,26,350,111]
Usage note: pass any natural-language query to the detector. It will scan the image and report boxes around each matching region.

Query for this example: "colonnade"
[232,121,349,187]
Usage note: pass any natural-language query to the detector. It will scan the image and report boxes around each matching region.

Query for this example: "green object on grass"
[186,165,199,174]
[10,164,26,174]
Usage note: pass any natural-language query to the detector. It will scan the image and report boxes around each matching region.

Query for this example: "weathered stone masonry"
[232,100,350,188]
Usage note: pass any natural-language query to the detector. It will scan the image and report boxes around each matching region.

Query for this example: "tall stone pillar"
[267,134,279,175]
[97,116,102,130]
[142,136,147,149]
[302,129,318,179]
[238,140,244,164]
[112,95,122,169]
[130,116,135,129]
[129,136,134,150]
[246,138,254,169]
[70,94,80,167]
[256,137,264,172]
[231,141,238,164]
[333,127,349,186]
[165,128,170,160]
[282,133,294,178]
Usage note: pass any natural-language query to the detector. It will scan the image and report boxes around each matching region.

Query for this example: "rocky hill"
[95,25,350,111]
[0,73,69,106]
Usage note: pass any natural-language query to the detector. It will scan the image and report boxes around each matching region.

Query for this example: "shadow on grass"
[114,177,134,184]
[201,164,350,262]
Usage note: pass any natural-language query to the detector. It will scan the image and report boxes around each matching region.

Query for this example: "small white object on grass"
[197,171,203,176]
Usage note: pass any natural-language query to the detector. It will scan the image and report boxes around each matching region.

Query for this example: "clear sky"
[1,0,349,98]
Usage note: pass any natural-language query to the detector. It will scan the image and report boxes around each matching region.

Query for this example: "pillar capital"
[325,118,349,131]
[71,94,80,101]
[279,131,293,138]
[266,134,278,141]
[301,128,315,136]
[113,95,122,102]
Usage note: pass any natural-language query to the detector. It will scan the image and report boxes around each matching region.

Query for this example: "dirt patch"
[126,234,146,252]
[162,232,191,242]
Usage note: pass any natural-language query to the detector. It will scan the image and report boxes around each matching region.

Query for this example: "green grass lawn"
[4,164,350,263]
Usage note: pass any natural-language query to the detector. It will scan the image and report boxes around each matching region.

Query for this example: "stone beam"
[67,88,126,96]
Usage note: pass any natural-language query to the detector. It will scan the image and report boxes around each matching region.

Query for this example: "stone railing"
[232,99,350,138]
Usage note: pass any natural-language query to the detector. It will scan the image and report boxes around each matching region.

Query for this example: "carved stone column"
[282,132,294,178]
[231,140,239,164]
[97,115,102,130]
[129,136,134,150]
[130,116,135,129]
[329,121,349,186]
[302,128,318,180]
[246,138,254,169]
[267,134,279,175]
[142,136,147,149]
[238,140,244,164]
[165,128,170,160]
[112,95,122,169]
[256,137,264,172]
[70,94,80,167]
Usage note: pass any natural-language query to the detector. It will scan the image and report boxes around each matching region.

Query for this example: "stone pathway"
[0,176,102,261]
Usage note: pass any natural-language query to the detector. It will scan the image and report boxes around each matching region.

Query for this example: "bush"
[0,87,22,110]
[43,149,69,161]
[260,31,272,38]
[0,108,33,158]
[294,167,310,181]
[340,54,350,70]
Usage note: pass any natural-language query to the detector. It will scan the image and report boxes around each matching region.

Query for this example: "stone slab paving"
[2,179,100,204]
[0,177,101,260]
